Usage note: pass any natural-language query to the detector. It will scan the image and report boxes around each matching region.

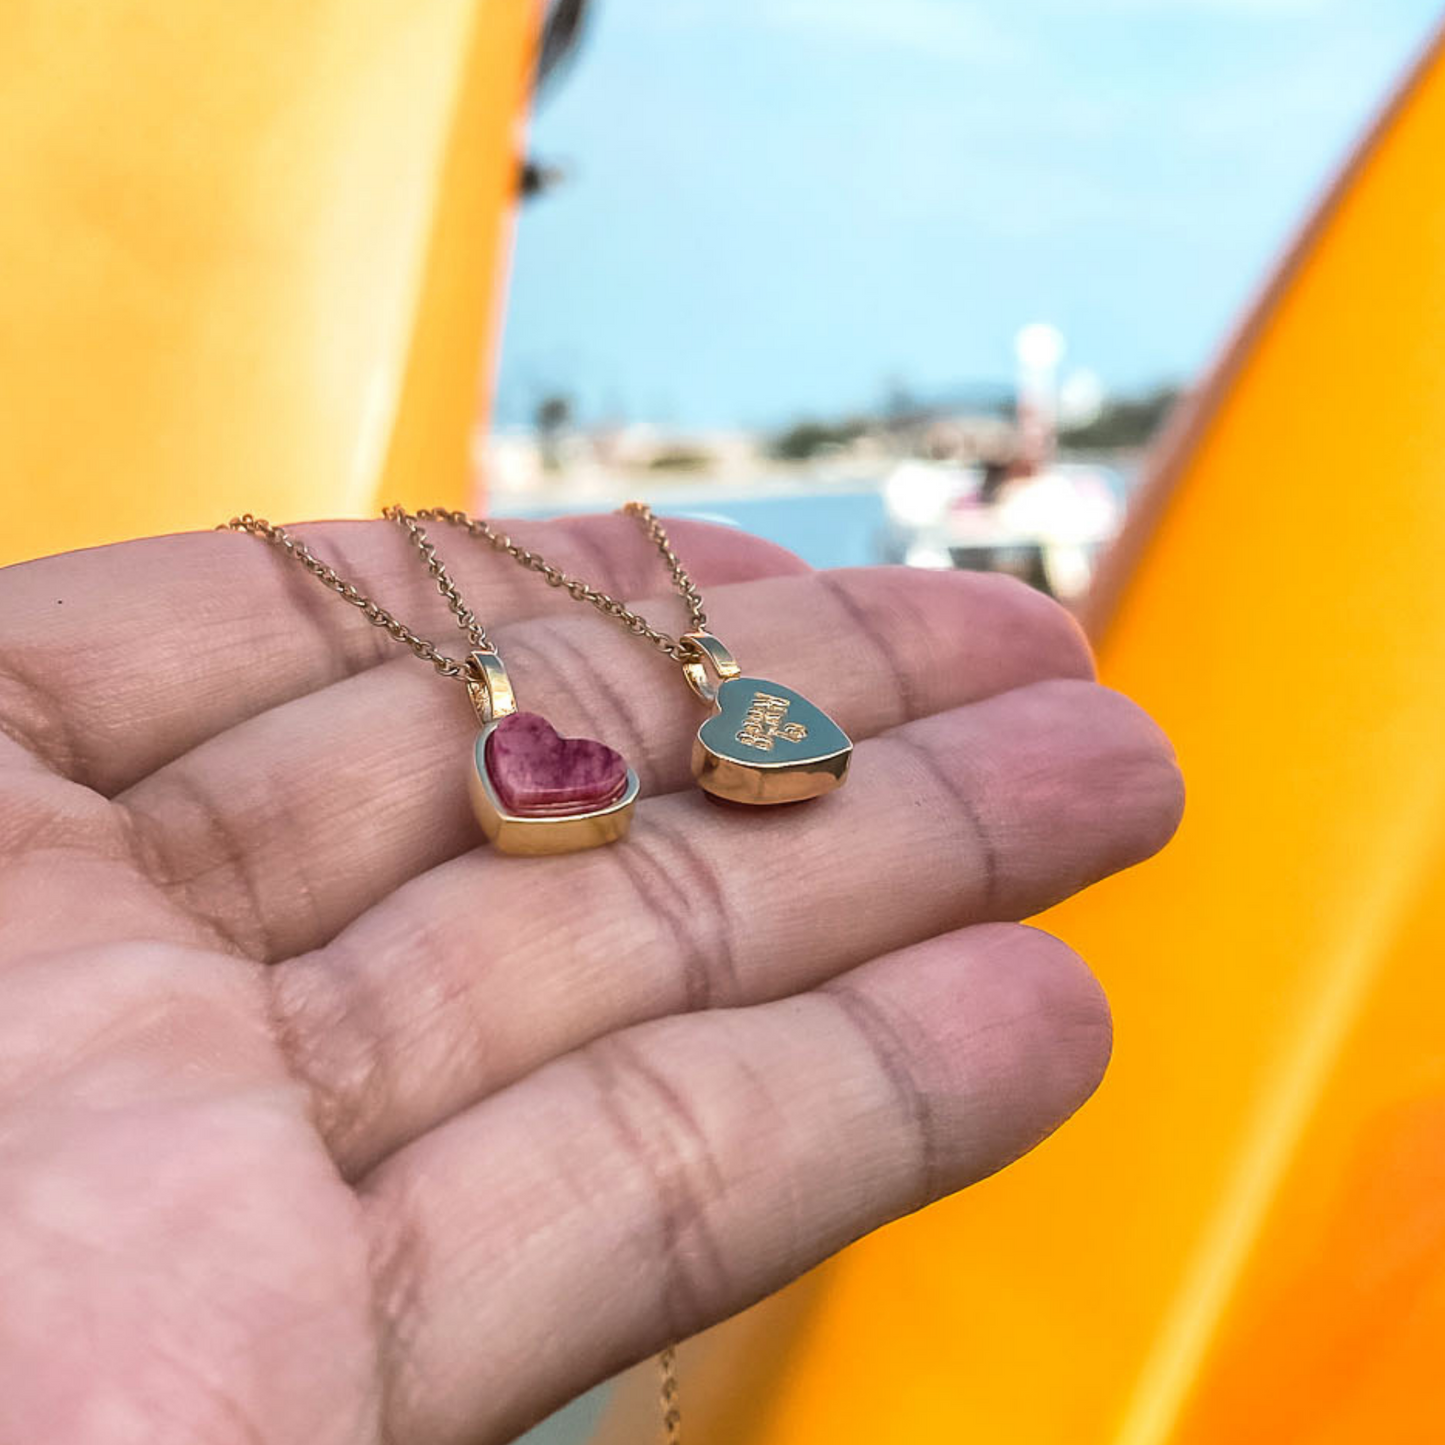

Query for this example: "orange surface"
[671,22,1445,1445]
[0,1,538,567]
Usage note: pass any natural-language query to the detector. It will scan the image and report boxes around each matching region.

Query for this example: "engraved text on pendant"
[693,677,852,805]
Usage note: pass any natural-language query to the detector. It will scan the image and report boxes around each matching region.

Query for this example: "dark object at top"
[536,0,589,98]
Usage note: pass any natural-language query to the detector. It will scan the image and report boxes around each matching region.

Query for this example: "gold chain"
[659,1345,682,1444]
[222,511,492,675]
[224,504,710,680]
[413,502,708,660]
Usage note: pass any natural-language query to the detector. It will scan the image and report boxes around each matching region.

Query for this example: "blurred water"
[497,485,890,570]
[660,489,890,568]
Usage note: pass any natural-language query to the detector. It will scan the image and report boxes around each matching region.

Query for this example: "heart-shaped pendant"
[466,656,639,855]
[693,676,852,805]
[485,713,630,816]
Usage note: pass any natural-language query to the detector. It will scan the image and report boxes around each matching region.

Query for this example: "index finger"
[0,515,808,794]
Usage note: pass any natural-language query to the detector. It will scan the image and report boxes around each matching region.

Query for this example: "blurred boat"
[880,457,1126,601]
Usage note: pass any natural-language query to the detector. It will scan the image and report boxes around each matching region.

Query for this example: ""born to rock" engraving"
[735,692,810,751]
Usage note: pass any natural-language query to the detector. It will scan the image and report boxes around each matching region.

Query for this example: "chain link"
[414,502,708,660]
[658,1345,682,1444]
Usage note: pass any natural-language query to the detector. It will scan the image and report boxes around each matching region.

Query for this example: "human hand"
[0,516,1181,1444]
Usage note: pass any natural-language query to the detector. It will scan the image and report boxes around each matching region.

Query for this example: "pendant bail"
[465,649,518,725]
[678,630,741,704]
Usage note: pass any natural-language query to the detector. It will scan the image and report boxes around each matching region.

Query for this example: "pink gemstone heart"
[484,712,630,818]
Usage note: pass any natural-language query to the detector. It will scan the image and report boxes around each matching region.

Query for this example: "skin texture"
[0,515,1184,1445]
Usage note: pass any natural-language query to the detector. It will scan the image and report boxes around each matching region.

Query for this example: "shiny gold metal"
[464,649,517,726]
[468,726,639,855]
[678,629,741,704]
[693,676,852,804]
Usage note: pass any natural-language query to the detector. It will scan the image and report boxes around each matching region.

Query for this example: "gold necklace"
[222,510,641,856]
[227,509,687,1436]
[411,502,854,805]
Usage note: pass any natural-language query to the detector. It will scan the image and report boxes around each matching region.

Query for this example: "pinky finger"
[359,923,1114,1445]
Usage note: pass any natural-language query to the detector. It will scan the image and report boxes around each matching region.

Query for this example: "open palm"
[0,514,1181,1444]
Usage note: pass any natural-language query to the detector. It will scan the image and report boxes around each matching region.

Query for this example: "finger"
[275,678,1179,1174]
[358,923,1112,1445]
[122,566,1093,961]
[0,514,805,793]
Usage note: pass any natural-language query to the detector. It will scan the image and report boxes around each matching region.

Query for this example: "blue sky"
[495,0,1442,429]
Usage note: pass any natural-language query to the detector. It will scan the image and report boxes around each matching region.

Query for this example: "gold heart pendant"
[470,712,640,855]
[464,650,638,855]
[694,676,852,804]
[680,633,852,805]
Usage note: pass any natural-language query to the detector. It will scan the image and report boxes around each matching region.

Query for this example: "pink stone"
[484,712,629,817]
